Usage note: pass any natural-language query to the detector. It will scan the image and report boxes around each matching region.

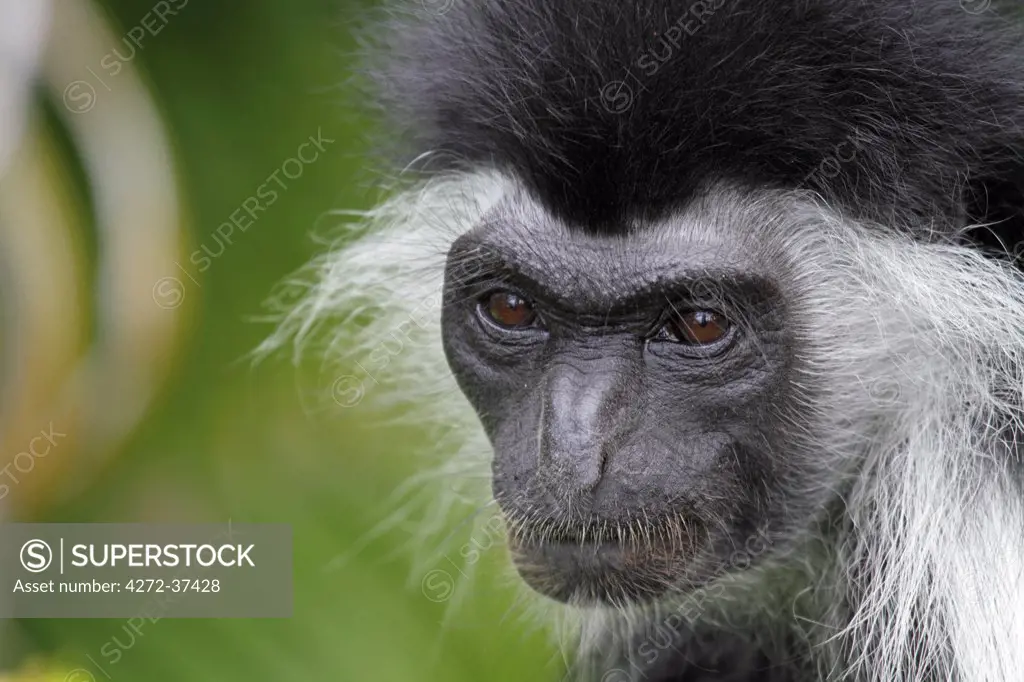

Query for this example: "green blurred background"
[0,1,556,680]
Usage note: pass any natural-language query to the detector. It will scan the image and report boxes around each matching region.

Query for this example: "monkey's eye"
[478,290,538,330]
[658,310,731,345]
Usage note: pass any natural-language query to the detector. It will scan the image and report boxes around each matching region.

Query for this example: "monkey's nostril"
[540,448,605,499]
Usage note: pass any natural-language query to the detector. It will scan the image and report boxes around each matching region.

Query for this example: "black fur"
[371,0,1024,246]
[603,625,804,681]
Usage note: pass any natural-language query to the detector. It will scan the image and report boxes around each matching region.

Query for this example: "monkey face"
[439,189,826,606]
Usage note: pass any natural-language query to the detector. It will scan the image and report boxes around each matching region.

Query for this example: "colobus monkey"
[263,0,1024,680]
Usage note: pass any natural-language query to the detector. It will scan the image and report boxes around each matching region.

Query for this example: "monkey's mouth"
[507,518,705,605]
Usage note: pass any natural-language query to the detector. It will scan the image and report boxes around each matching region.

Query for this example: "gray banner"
[0,523,291,617]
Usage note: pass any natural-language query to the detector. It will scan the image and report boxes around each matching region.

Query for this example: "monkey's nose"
[539,355,637,498]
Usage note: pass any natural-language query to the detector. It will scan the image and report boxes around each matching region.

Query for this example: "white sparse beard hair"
[257,170,1024,682]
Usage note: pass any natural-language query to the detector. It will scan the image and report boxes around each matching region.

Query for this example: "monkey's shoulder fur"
[604,626,806,680]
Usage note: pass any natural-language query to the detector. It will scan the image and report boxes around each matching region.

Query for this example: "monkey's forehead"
[446,185,792,304]
[373,0,1024,236]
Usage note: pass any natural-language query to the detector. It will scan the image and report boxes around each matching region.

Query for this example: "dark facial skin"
[440,191,801,605]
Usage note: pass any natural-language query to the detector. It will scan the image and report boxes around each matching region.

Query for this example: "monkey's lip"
[507,528,704,604]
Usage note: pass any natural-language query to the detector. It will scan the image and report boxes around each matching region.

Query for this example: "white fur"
[255,171,509,590]
[260,170,1024,681]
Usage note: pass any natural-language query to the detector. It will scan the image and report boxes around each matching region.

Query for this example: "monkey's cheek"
[507,536,703,605]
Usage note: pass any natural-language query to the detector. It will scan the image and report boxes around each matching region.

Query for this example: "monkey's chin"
[508,535,705,606]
